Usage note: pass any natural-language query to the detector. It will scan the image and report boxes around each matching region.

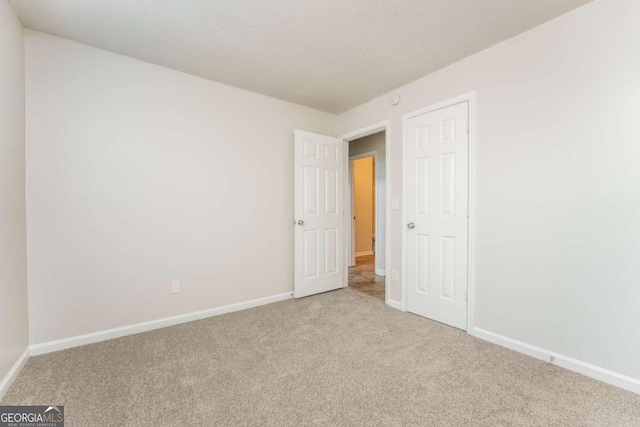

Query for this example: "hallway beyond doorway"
[348,255,385,300]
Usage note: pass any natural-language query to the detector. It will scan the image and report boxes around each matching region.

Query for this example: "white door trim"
[348,150,378,268]
[402,92,477,334]
[340,121,392,307]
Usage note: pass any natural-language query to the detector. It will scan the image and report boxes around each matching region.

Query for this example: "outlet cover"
[171,279,181,294]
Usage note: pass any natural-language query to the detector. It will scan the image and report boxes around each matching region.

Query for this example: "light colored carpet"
[2,289,639,426]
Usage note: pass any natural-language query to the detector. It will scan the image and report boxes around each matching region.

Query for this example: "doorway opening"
[347,131,386,300]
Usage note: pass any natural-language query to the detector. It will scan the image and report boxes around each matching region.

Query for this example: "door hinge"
[466,122,469,133]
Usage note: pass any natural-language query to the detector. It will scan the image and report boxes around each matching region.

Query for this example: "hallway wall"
[353,157,375,256]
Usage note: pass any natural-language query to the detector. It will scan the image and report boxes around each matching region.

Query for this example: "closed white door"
[405,102,469,329]
[294,130,344,298]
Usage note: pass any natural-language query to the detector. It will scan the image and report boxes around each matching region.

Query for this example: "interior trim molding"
[355,251,374,257]
[386,299,403,311]
[474,327,640,395]
[0,347,30,400]
[30,292,294,356]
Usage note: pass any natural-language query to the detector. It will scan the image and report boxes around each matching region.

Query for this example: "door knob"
[407,222,415,229]
[297,220,305,226]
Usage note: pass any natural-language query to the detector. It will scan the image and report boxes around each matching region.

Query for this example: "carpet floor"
[2,289,639,426]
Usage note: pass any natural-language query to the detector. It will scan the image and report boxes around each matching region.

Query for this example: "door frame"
[348,150,378,267]
[340,121,391,307]
[401,92,477,334]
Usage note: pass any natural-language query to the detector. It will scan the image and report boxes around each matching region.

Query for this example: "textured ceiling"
[9,0,591,113]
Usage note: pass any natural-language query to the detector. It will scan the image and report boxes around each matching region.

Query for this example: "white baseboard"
[375,269,386,276]
[386,299,404,311]
[474,327,640,395]
[0,347,30,400]
[355,251,374,257]
[30,292,293,356]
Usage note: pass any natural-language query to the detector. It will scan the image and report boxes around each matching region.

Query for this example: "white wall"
[25,30,336,345]
[0,0,28,384]
[337,0,640,380]
[349,132,386,273]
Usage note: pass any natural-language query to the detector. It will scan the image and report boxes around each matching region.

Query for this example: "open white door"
[294,130,345,298]
[405,102,469,329]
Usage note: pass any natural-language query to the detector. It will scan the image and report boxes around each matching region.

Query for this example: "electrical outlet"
[392,198,399,210]
[391,270,399,282]
[171,279,181,294]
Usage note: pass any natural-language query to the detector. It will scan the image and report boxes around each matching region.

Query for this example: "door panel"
[294,130,344,298]
[405,102,469,329]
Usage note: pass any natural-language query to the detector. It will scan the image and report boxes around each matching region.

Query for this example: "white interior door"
[294,130,344,298]
[405,102,469,329]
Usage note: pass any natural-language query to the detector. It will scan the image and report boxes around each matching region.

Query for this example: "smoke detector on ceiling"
[390,95,401,106]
